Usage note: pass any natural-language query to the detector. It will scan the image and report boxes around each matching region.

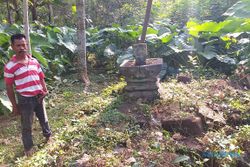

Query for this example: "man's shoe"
[24,148,34,157]
[45,136,52,143]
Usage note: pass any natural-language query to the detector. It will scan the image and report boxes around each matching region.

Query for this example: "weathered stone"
[161,116,203,136]
[124,81,159,91]
[133,43,147,65]
[120,59,163,79]
[177,75,192,84]
[120,57,163,102]
[125,90,160,102]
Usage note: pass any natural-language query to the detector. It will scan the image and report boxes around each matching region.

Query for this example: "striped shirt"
[4,55,45,97]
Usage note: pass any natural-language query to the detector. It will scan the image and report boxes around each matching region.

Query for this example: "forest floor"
[0,71,249,167]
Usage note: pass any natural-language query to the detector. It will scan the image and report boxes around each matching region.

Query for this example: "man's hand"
[6,84,19,116]
[38,91,48,103]
[11,105,20,116]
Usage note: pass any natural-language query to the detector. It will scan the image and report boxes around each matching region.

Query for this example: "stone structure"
[119,0,162,101]
[120,43,163,101]
[133,43,147,65]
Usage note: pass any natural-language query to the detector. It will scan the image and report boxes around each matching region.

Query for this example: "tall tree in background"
[86,0,145,27]
[30,0,53,22]
[30,0,38,21]
[13,0,22,23]
[3,0,22,24]
[23,0,31,53]
[6,1,14,24]
[76,0,90,90]
[47,1,54,24]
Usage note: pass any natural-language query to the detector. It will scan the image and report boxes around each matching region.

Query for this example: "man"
[4,34,52,156]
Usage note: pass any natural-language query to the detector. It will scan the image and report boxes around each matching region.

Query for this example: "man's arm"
[37,63,47,95]
[6,84,19,115]
[40,78,48,94]
[38,78,48,103]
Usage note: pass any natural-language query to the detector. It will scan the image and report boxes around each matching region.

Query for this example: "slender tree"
[23,0,31,54]
[76,0,90,90]
[6,0,14,24]
[30,0,38,21]
[47,1,54,24]
[13,0,21,23]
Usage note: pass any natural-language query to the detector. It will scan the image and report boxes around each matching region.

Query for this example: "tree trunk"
[48,2,54,24]
[31,0,38,21]
[6,1,14,24]
[76,0,90,90]
[13,0,21,23]
[23,0,31,54]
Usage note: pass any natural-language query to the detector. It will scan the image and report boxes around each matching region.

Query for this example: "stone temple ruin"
[119,43,163,101]
[119,0,162,102]
[119,0,205,139]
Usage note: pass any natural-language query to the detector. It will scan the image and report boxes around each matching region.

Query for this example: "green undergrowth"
[0,73,249,167]
[1,74,137,166]
[156,77,250,166]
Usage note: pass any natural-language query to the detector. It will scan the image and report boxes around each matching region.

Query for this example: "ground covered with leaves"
[0,72,249,167]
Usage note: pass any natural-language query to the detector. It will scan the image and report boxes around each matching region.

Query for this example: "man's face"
[11,38,28,56]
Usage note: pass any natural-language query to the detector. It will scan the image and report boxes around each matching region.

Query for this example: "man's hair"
[11,34,26,44]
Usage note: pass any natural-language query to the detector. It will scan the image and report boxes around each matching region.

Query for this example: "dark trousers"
[17,94,52,151]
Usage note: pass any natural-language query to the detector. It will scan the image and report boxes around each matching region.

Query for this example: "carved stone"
[120,57,163,101]
[133,43,147,66]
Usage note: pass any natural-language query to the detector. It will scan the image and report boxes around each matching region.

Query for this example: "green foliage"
[86,25,140,69]
[186,17,250,74]
[98,109,132,126]
[236,125,250,140]
[0,23,76,79]
[187,19,250,38]
[88,15,249,74]
[0,0,249,78]
[202,131,242,166]
[223,0,250,18]
[101,79,126,97]
[229,99,248,112]
[85,0,145,27]
[0,95,11,115]
[154,0,238,26]
[63,91,74,98]
[12,78,138,166]
[1,70,249,166]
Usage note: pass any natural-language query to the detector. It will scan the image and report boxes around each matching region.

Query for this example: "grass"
[0,72,249,167]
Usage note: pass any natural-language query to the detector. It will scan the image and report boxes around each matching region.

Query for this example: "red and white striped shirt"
[4,55,45,97]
